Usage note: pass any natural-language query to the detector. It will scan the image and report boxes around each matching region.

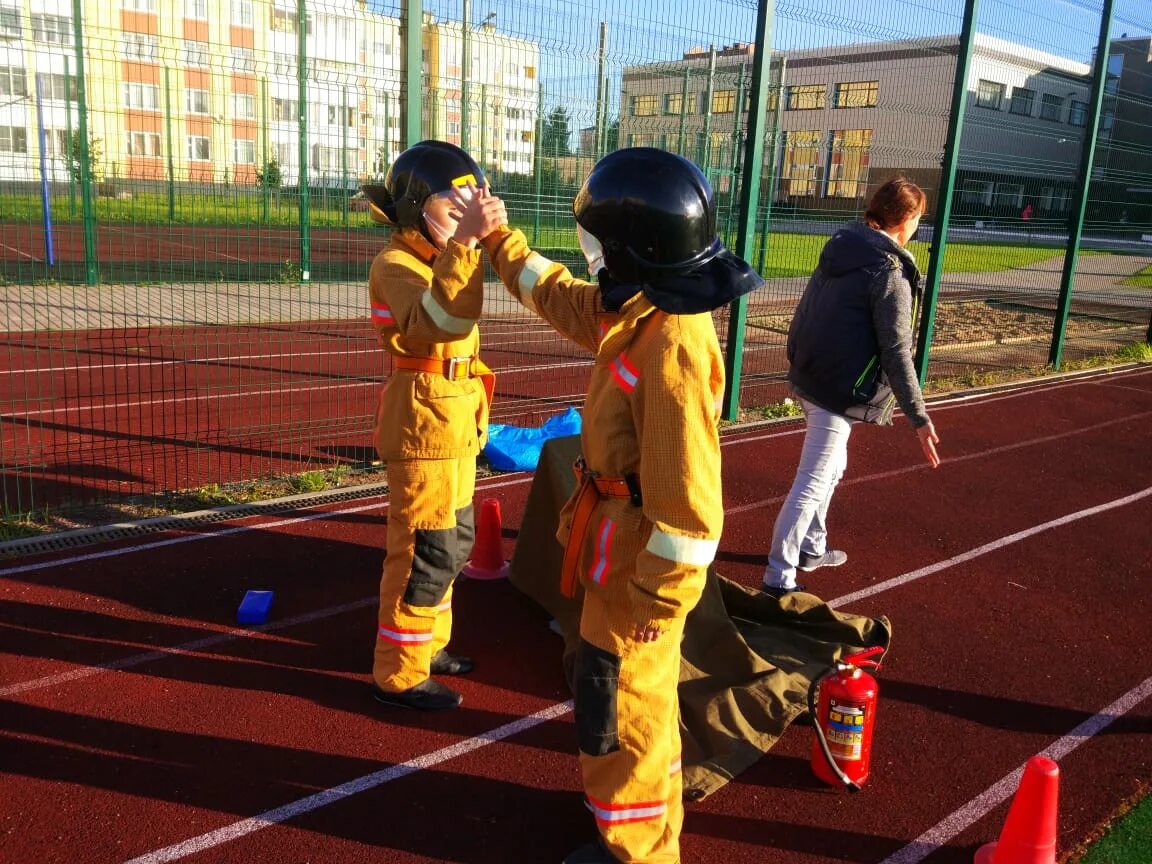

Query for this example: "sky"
[371,0,1150,125]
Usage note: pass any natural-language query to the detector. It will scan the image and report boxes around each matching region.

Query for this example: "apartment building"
[618,34,1122,219]
[0,0,538,187]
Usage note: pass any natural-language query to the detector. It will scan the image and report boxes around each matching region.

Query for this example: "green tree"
[255,157,283,189]
[60,132,104,184]
[541,105,572,156]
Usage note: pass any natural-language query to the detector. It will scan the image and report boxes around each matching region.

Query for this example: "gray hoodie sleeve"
[869,262,930,428]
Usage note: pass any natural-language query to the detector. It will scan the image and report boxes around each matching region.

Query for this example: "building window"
[976,79,1005,110]
[1009,87,1034,116]
[663,92,682,115]
[272,97,297,122]
[0,65,26,99]
[781,129,824,196]
[232,93,256,120]
[186,88,210,114]
[121,0,157,11]
[993,182,1023,208]
[0,6,21,39]
[712,89,736,114]
[233,138,256,164]
[631,94,657,117]
[787,84,825,111]
[230,47,256,73]
[960,179,994,206]
[826,129,872,198]
[123,82,160,110]
[1041,186,1069,212]
[127,131,161,157]
[121,33,159,62]
[187,135,210,160]
[1099,110,1114,141]
[328,105,354,127]
[232,0,253,27]
[185,0,207,19]
[270,6,297,32]
[0,125,27,153]
[1068,100,1088,127]
[834,80,878,109]
[184,41,209,68]
[37,72,78,102]
[1104,53,1123,96]
[32,14,73,46]
[1039,93,1063,122]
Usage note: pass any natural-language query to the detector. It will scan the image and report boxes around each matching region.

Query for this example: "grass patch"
[0,513,48,542]
[759,398,803,420]
[923,342,1151,395]
[1122,264,1152,288]
[1070,789,1152,864]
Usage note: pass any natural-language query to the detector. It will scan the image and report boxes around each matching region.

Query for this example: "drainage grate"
[0,482,391,560]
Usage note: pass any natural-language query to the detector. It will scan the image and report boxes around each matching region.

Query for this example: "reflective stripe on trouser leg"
[373,456,476,691]
[578,588,686,864]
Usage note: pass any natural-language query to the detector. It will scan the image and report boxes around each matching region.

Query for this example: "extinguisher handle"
[843,645,884,670]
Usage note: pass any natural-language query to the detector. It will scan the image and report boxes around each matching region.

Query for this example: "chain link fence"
[1,0,1150,518]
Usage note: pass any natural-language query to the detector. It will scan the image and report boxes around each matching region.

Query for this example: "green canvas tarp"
[507,435,892,800]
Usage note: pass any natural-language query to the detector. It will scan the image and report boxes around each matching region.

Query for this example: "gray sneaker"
[798,549,848,572]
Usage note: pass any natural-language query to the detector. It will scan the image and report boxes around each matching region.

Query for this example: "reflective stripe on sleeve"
[377,626,435,645]
[645,528,718,566]
[517,252,553,312]
[371,301,395,325]
[420,290,477,335]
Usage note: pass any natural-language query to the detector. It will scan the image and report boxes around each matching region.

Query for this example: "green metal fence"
[1,0,1150,519]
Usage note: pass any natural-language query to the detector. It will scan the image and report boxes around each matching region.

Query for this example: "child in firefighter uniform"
[360,140,506,711]
[462,148,761,863]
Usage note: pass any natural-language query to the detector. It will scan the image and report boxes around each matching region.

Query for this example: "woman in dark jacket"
[762,176,941,596]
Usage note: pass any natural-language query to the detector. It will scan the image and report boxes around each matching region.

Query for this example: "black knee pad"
[574,639,621,756]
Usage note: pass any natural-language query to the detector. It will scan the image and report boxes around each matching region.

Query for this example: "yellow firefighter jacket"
[483,226,725,626]
[368,227,490,461]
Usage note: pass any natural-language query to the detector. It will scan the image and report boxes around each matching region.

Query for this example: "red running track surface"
[1,367,1150,864]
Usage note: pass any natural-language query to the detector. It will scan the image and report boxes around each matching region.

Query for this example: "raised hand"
[450,182,508,248]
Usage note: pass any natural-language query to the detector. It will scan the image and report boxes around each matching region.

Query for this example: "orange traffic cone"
[461,497,510,580]
[975,756,1059,864]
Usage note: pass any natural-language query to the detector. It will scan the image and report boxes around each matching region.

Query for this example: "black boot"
[561,840,621,864]
[371,678,462,710]
[430,649,474,675]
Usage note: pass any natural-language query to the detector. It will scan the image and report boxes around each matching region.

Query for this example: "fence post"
[479,83,487,169]
[342,84,349,227]
[297,0,310,281]
[260,75,269,222]
[34,74,55,266]
[595,22,608,157]
[724,62,747,238]
[1049,0,1115,369]
[914,0,979,384]
[402,0,422,147]
[461,0,471,150]
[165,66,176,221]
[700,46,716,169]
[755,55,785,275]
[677,67,690,154]
[64,55,75,218]
[721,0,773,421]
[532,86,544,245]
[69,0,97,285]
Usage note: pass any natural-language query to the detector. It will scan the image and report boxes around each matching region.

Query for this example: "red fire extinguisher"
[809,645,885,791]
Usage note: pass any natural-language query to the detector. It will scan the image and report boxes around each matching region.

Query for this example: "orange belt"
[559,459,637,598]
[392,354,495,406]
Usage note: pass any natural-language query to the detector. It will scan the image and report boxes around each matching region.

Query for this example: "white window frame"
[184,0,208,19]
[127,131,161,157]
[121,0,158,11]
[232,93,256,120]
[0,125,28,153]
[186,88,210,114]
[121,33,159,62]
[233,138,256,164]
[123,82,160,110]
[187,135,211,160]
[231,0,254,28]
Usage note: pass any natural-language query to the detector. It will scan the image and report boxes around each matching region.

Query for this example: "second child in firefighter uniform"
[360,140,506,711]
[463,149,762,864]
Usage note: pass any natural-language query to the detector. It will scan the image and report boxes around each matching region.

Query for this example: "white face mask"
[577,225,606,277]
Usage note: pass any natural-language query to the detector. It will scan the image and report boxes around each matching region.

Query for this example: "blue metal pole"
[35,74,55,266]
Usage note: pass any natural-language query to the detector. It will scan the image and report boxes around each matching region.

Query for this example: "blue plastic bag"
[483,407,582,472]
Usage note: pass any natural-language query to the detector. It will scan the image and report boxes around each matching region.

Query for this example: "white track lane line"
[119,701,575,864]
[880,675,1152,864]
[111,484,1152,864]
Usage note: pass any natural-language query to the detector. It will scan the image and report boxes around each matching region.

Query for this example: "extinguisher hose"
[808,667,863,793]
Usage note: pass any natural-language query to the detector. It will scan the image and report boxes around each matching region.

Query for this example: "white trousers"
[763,400,852,589]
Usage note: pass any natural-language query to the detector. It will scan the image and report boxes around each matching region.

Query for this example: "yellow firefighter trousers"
[577,575,686,864]
[373,456,476,692]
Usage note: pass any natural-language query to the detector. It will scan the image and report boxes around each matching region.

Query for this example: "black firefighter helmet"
[361,140,484,227]
[573,147,761,314]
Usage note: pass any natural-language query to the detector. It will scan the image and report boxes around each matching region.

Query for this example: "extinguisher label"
[826,699,867,761]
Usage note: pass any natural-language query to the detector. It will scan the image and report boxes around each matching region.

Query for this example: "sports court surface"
[1,365,1150,863]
